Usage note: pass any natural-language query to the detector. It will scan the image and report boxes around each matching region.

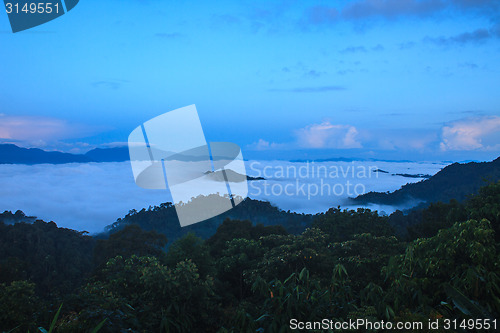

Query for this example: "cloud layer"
[0,161,445,233]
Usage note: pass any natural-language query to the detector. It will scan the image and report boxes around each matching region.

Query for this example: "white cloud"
[247,139,285,151]
[0,161,446,233]
[0,115,106,143]
[0,162,173,234]
[440,116,500,151]
[295,121,362,149]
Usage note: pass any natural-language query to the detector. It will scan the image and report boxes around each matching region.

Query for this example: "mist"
[0,160,446,233]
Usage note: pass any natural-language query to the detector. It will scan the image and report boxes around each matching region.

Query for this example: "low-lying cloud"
[0,161,445,233]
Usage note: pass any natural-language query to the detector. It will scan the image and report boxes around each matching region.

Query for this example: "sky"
[0,0,499,161]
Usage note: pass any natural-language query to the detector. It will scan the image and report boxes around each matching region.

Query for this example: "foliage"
[103,198,311,245]
[384,219,500,317]
[0,220,94,297]
[313,207,395,242]
[93,224,168,268]
[1,180,500,331]
[0,280,39,331]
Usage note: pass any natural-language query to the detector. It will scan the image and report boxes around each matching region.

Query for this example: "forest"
[0,180,499,332]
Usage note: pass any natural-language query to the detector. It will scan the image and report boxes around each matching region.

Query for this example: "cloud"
[440,116,500,151]
[425,28,493,46]
[154,32,183,39]
[398,41,416,49]
[306,0,445,24]
[372,129,438,151]
[0,162,174,233]
[0,115,104,143]
[295,121,362,149]
[339,45,384,54]
[458,62,479,69]
[341,0,445,20]
[339,46,368,54]
[337,69,355,75]
[451,0,500,11]
[307,5,339,24]
[269,86,346,93]
[91,79,129,90]
[248,139,285,151]
[211,14,241,28]
[100,142,129,148]
[0,161,445,232]
[304,70,325,78]
[304,0,500,25]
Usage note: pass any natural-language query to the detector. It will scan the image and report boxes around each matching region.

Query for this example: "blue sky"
[0,0,499,161]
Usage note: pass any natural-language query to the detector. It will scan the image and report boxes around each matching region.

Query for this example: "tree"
[384,219,500,317]
[0,280,40,331]
[166,232,214,278]
[313,207,394,242]
[94,224,167,267]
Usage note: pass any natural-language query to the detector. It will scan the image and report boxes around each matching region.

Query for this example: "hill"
[352,156,500,206]
[0,144,92,164]
[101,197,312,243]
[0,144,130,164]
[84,147,129,162]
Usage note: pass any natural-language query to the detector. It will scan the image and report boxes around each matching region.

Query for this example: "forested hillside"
[1,181,499,332]
[102,197,313,243]
[353,157,500,206]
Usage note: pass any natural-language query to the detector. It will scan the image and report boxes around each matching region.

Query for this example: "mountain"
[0,144,130,164]
[84,147,129,162]
[352,156,500,206]
[0,144,92,164]
[204,169,265,182]
[101,197,312,243]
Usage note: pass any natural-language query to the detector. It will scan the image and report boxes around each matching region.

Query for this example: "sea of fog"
[0,160,447,233]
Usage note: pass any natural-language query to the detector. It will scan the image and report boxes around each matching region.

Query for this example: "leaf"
[48,304,63,333]
[6,325,21,333]
[284,273,295,284]
[444,284,493,319]
[90,318,108,333]
[299,268,307,281]
[255,314,269,322]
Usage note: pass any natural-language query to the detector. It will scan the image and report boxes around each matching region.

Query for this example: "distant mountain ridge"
[0,144,129,164]
[352,156,500,206]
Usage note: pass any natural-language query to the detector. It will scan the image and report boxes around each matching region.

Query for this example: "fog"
[0,160,446,233]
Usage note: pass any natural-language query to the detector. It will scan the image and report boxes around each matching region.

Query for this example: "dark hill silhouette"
[0,144,130,164]
[84,147,129,162]
[204,169,265,182]
[101,197,312,243]
[0,144,92,164]
[352,156,500,206]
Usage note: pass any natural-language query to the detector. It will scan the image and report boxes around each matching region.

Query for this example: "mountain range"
[0,144,129,164]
